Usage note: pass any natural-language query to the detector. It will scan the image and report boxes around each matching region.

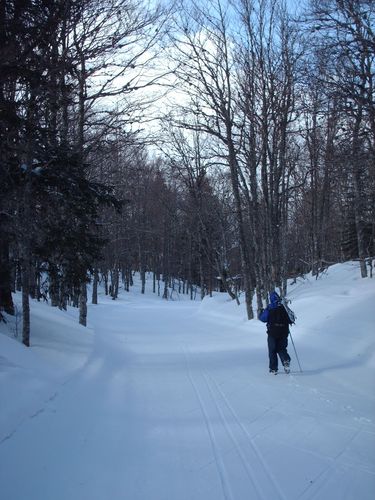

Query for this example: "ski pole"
[289,331,303,373]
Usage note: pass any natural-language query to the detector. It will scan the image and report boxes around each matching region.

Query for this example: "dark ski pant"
[267,335,291,371]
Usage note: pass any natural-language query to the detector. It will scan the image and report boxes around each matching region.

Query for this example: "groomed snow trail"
[1,294,374,500]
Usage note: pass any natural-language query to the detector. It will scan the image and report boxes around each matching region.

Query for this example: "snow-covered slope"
[0,262,374,500]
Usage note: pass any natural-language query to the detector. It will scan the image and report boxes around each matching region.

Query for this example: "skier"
[259,291,293,374]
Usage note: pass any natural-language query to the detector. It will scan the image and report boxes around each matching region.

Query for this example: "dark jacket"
[259,291,292,338]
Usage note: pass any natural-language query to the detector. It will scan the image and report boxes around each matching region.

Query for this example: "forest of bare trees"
[0,0,374,345]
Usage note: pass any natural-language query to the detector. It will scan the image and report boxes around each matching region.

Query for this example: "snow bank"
[0,294,93,443]
[197,293,248,325]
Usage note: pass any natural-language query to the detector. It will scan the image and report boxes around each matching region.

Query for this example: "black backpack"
[268,305,290,337]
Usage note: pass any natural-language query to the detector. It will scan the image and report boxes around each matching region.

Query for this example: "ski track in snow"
[183,346,235,500]
[1,273,375,500]
[204,371,287,500]
[184,342,287,500]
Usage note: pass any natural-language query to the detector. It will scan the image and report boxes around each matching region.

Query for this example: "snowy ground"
[1,262,374,500]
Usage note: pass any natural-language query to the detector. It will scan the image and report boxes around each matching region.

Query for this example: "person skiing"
[259,291,293,374]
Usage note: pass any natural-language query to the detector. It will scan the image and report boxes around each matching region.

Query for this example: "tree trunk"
[227,139,254,319]
[79,282,87,326]
[103,272,109,295]
[111,268,119,300]
[141,268,146,294]
[59,282,68,311]
[0,238,14,315]
[352,112,368,278]
[92,269,98,304]
[162,277,168,299]
[199,253,205,300]
[21,261,30,347]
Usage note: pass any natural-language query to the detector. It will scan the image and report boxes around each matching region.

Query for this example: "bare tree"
[304,0,375,277]
[167,0,257,317]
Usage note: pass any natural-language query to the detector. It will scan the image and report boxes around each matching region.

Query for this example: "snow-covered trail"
[1,295,374,500]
